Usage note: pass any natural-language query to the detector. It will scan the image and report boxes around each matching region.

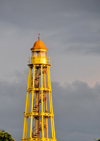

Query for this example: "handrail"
[47,57,52,65]
[27,57,52,65]
[27,57,31,65]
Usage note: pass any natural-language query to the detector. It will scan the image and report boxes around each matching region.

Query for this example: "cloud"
[0,1,100,140]
[0,0,100,61]
[0,71,100,141]
[52,81,100,141]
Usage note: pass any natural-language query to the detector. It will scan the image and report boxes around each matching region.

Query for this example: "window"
[32,51,47,57]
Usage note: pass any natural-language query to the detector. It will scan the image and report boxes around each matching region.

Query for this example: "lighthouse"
[22,34,56,141]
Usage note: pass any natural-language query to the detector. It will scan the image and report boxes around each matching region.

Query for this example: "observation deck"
[27,57,52,66]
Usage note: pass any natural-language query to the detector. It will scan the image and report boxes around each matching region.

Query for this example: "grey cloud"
[0,0,100,29]
[52,81,100,141]
[0,74,100,141]
[66,45,100,55]
[0,0,100,56]
[0,1,100,140]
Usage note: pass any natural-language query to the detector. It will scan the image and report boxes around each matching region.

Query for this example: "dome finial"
[38,33,40,41]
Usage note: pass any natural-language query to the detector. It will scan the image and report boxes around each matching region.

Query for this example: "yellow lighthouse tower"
[22,34,57,141]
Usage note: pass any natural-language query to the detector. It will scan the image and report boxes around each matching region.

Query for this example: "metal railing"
[47,57,52,65]
[27,138,56,141]
[27,57,52,65]
[27,57,31,65]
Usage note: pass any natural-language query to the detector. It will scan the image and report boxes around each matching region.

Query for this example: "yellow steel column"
[35,67,38,136]
[44,68,48,138]
[30,65,35,138]
[25,92,30,138]
[48,65,56,139]
[22,92,28,139]
[48,66,56,139]
[25,67,32,139]
[22,66,32,140]
[48,66,55,139]
[47,65,53,138]
[44,69,46,88]
[50,92,56,139]
[35,93,37,135]
[46,97,48,139]
[41,65,44,138]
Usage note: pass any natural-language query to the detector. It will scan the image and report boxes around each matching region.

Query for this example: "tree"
[94,138,100,141]
[0,130,15,141]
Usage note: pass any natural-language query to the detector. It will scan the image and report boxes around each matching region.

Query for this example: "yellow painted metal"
[31,49,47,52]
[41,65,44,138]
[22,35,57,141]
[31,57,47,65]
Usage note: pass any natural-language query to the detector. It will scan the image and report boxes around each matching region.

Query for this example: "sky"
[0,0,100,141]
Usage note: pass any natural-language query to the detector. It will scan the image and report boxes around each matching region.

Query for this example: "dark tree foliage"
[0,130,15,141]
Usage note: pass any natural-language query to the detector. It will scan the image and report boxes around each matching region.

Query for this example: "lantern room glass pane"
[32,51,47,57]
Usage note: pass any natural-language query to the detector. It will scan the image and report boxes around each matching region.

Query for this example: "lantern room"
[30,34,48,65]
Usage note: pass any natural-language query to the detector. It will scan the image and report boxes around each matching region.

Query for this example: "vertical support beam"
[45,67,48,138]
[48,65,56,139]
[35,93,37,135]
[44,69,48,138]
[47,65,56,138]
[38,67,40,138]
[30,65,35,138]
[44,68,46,88]
[47,65,53,138]
[45,93,48,138]
[25,92,30,138]
[22,66,32,139]
[22,92,28,139]
[25,66,32,138]
[38,88,40,137]
[50,92,56,138]
[41,65,44,138]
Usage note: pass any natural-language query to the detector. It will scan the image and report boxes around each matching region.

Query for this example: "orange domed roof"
[31,34,48,51]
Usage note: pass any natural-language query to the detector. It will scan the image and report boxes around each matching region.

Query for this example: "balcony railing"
[27,57,31,65]
[47,57,52,65]
[27,57,52,65]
